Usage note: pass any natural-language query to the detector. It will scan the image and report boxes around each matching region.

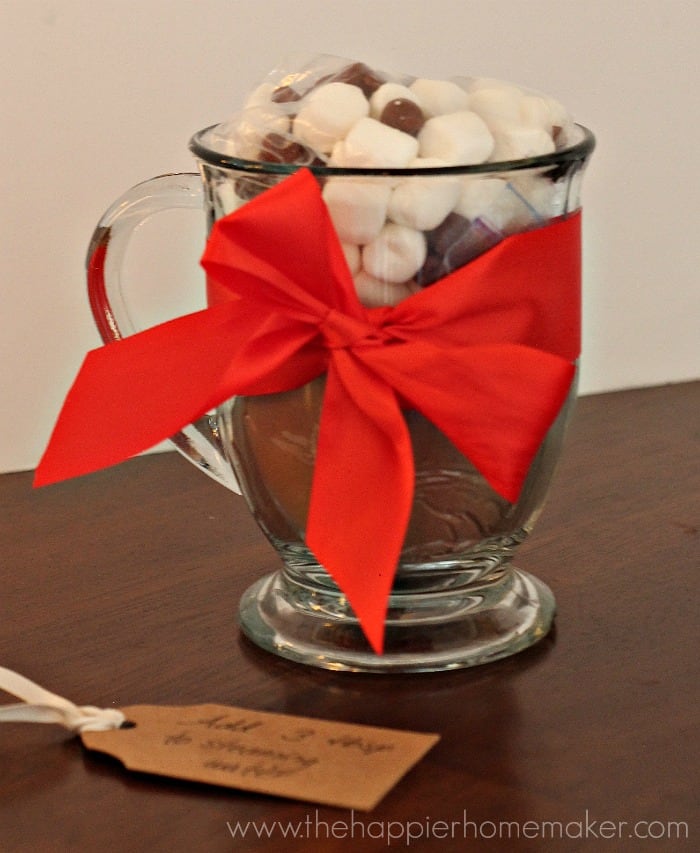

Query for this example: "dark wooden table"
[1,382,698,852]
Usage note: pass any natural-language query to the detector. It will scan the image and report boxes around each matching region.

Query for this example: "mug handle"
[86,172,240,493]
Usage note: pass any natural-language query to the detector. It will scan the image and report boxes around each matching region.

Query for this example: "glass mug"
[87,123,595,672]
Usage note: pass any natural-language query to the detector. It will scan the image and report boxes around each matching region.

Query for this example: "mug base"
[238,566,555,673]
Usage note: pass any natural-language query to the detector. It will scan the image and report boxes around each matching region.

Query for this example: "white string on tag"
[0,666,126,732]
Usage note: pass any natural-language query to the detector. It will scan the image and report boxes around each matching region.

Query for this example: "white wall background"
[1,0,698,473]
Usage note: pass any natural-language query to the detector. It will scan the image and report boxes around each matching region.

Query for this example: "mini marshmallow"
[353,270,417,307]
[510,173,569,219]
[489,123,555,162]
[518,95,552,130]
[340,241,362,276]
[388,159,461,230]
[466,77,523,97]
[331,117,419,168]
[455,178,510,221]
[468,86,524,128]
[544,95,571,131]
[322,178,392,245]
[409,78,470,117]
[369,83,420,118]
[362,223,427,283]
[292,82,369,154]
[418,111,494,164]
[456,178,542,232]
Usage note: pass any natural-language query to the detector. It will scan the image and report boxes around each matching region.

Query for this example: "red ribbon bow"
[35,169,580,654]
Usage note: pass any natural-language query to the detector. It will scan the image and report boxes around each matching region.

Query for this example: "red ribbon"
[35,169,580,654]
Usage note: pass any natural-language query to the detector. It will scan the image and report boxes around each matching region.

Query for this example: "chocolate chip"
[258,132,308,164]
[234,175,277,201]
[329,62,387,97]
[415,253,448,287]
[422,213,503,281]
[426,212,470,254]
[443,219,502,270]
[379,98,425,136]
[271,85,302,104]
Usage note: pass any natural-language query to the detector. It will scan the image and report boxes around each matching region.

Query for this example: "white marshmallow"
[510,173,569,219]
[456,178,542,232]
[467,77,523,97]
[418,111,494,165]
[388,161,461,230]
[489,123,555,161]
[331,117,419,168]
[409,78,470,117]
[292,82,369,154]
[455,178,510,222]
[362,223,427,283]
[369,83,420,119]
[544,96,571,131]
[353,271,417,307]
[340,241,362,276]
[468,86,524,128]
[518,95,552,130]
[322,178,392,245]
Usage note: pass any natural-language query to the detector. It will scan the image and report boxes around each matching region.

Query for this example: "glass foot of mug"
[238,566,555,673]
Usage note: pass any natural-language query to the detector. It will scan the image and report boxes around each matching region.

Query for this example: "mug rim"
[189,123,595,178]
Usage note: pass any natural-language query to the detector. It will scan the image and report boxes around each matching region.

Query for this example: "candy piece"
[388,160,461,230]
[258,132,312,164]
[328,61,388,97]
[224,108,291,160]
[331,117,419,168]
[322,178,392,245]
[409,78,470,116]
[414,253,447,287]
[272,85,303,104]
[293,82,369,154]
[233,173,279,202]
[426,211,471,255]
[369,83,419,118]
[417,212,502,285]
[418,111,494,164]
[353,271,418,307]
[442,218,502,269]
[379,99,425,136]
[362,223,427,283]
[489,123,555,161]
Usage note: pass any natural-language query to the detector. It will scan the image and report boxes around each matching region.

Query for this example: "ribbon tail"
[306,352,414,654]
[34,302,323,487]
